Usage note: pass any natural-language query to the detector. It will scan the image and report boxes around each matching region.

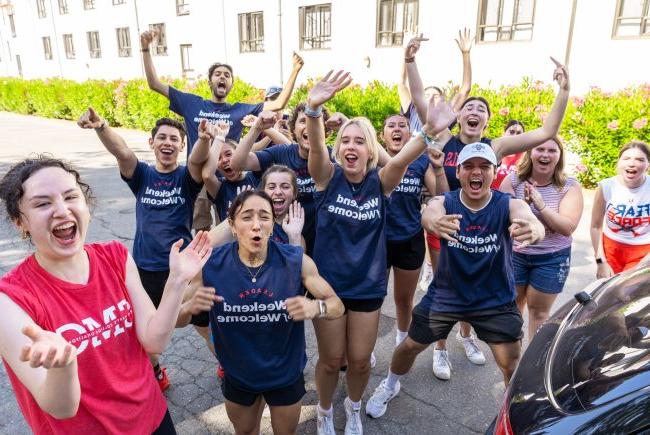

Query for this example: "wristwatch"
[595,257,603,264]
[317,300,327,317]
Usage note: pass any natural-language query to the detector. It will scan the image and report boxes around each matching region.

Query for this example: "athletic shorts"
[426,231,441,251]
[152,409,176,435]
[513,247,571,294]
[603,234,650,274]
[387,231,425,270]
[341,297,384,313]
[137,267,209,327]
[221,374,306,407]
[408,301,523,345]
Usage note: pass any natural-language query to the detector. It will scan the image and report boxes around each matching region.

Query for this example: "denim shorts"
[513,247,571,294]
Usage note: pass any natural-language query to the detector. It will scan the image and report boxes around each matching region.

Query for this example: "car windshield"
[549,268,650,413]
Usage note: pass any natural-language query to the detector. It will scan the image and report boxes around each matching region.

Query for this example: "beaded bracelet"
[304,105,323,118]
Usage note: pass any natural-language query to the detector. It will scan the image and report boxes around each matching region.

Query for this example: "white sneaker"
[432,348,451,380]
[316,407,335,435]
[456,331,486,365]
[370,351,376,368]
[344,397,363,435]
[366,379,400,418]
[419,263,433,291]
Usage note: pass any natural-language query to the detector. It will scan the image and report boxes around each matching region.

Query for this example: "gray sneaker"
[366,379,400,418]
[432,348,451,380]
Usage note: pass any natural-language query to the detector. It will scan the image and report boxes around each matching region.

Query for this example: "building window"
[37,0,47,18]
[42,36,53,60]
[180,44,193,75]
[58,0,69,14]
[87,31,101,58]
[477,0,535,42]
[299,4,331,50]
[613,0,650,38]
[376,0,418,47]
[116,27,131,57]
[176,0,189,16]
[238,11,264,52]
[83,0,95,10]
[112,0,126,4]
[148,23,168,55]
[63,34,75,59]
[8,13,16,37]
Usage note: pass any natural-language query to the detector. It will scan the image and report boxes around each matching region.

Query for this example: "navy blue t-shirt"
[168,87,263,154]
[271,222,290,245]
[209,172,260,221]
[442,136,492,191]
[386,153,430,241]
[421,190,514,312]
[123,161,202,271]
[203,241,306,392]
[313,165,388,300]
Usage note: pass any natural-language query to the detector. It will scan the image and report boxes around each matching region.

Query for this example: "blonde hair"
[333,117,381,172]
[515,136,567,189]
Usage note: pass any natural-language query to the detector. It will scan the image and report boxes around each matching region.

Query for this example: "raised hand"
[428,148,445,169]
[19,324,76,369]
[285,296,319,321]
[214,120,230,139]
[282,201,305,238]
[241,114,257,128]
[550,56,569,91]
[324,112,348,132]
[184,285,223,315]
[254,110,278,130]
[292,51,304,70]
[523,182,545,210]
[455,28,473,54]
[424,93,457,137]
[77,107,104,129]
[433,214,462,243]
[509,218,543,248]
[140,30,157,49]
[197,119,216,141]
[169,231,212,283]
[274,118,292,138]
[307,70,352,108]
[404,34,428,59]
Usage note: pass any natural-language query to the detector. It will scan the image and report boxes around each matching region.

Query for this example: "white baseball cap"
[457,142,497,166]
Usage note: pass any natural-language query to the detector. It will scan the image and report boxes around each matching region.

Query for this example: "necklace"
[244,263,265,283]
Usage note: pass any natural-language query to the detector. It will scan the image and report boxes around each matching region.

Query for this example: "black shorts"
[408,301,523,344]
[152,409,176,435]
[221,374,306,407]
[386,231,426,270]
[137,267,169,308]
[341,297,384,313]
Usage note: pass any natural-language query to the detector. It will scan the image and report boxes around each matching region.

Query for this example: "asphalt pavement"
[0,112,597,434]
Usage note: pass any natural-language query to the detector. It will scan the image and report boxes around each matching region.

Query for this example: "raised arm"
[230,112,279,172]
[264,52,304,112]
[398,62,411,112]
[525,181,583,237]
[77,107,138,179]
[379,94,457,195]
[428,148,449,194]
[451,28,473,112]
[187,119,216,184]
[201,122,231,198]
[0,295,79,419]
[140,31,169,98]
[589,186,613,278]
[509,198,545,248]
[125,231,212,355]
[307,71,352,189]
[285,254,344,321]
[404,35,430,127]
[493,57,570,160]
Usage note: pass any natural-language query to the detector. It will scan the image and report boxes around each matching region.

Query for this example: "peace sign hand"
[307,70,352,108]
[19,324,76,369]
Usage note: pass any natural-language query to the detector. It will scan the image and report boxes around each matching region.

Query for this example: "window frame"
[36,0,47,18]
[87,31,101,59]
[299,3,332,50]
[176,0,189,16]
[63,33,75,59]
[42,36,53,60]
[180,43,193,75]
[83,0,95,10]
[58,0,69,15]
[8,13,16,37]
[375,0,419,47]
[148,23,168,56]
[238,11,265,53]
[476,0,536,43]
[112,0,126,4]
[116,27,131,57]
[612,0,650,39]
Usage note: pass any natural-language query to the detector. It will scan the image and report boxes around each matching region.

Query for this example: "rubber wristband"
[95,121,107,131]
[141,48,150,52]
[405,57,415,63]
[304,105,323,118]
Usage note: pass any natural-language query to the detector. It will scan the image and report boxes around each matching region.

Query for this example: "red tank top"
[0,242,166,434]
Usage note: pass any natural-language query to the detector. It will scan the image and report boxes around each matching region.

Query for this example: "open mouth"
[160,148,174,155]
[391,132,403,142]
[625,168,639,176]
[467,117,480,128]
[469,178,483,192]
[344,153,358,166]
[537,159,551,168]
[272,198,287,214]
[52,222,77,244]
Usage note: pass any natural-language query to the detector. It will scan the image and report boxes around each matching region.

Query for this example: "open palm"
[307,70,352,108]
[169,231,212,282]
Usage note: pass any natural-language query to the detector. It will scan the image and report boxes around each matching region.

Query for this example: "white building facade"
[0,0,648,94]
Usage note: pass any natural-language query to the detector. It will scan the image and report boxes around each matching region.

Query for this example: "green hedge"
[1,76,649,187]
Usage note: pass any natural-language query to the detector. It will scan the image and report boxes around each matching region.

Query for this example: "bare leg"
[393,266,421,333]
[390,337,429,375]
[225,396,265,435]
[525,285,558,340]
[487,341,521,386]
[269,401,302,435]
[313,315,347,409]
[345,310,381,402]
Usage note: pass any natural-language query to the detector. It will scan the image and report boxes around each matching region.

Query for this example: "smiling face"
[530,139,561,177]
[382,115,410,155]
[208,66,234,100]
[618,147,650,186]
[230,194,274,257]
[218,142,242,181]
[458,100,490,138]
[262,171,295,218]
[294,111,310,155]
[149,125,184,172]
[456,157,496,201]
[16,166,90,263]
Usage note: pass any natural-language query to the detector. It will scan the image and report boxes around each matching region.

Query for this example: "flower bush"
[1,76,648,187]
